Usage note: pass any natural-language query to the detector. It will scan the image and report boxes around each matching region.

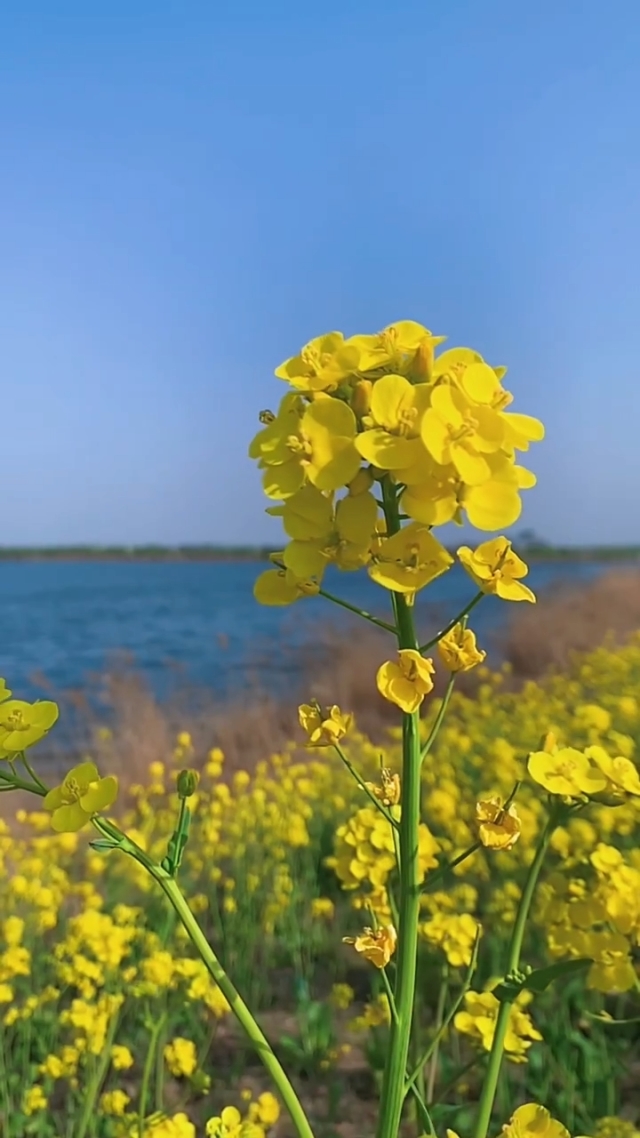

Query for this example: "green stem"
[160,875,315,1137]
[0,768,46,796]
[405,932,479,1095]
[76,1007,121,1138]
[472,812,557,1138]
[19,752,49,793]
[376,477,423,1138]
[92,815,315,1138]
[274,561,396,634]
[333,743,399,829]
[138,1010,167,1138]
[420,674,455,763]
[418,591,484,654]
[426,968,448,1103]
[421,842,481,894]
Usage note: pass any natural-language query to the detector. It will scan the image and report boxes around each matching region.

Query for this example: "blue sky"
[2,0,638,547]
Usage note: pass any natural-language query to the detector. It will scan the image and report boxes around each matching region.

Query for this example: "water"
[0,558,615,703]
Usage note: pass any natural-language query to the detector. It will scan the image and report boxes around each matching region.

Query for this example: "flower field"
[2,634,640,1137]
[2,319,640,1138]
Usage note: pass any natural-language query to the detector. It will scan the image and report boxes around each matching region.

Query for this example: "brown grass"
[498,566,640,678]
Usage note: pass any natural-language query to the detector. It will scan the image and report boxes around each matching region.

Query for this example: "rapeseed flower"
[0,698,59,755]
[43,762,118,832]
[369,523,453,594]
[528,747,607,798]
[476,796,522,850]
[343,924,397,968]
[355,374,431,470]
[376,650,435,713]
[275,331,359,393]
[501,1103,570,1138]
[163,1037,198,1078]
[298,703,352,747]
[437,623,486,672]
[457,537,535,602]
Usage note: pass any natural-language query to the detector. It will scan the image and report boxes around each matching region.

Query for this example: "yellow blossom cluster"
[250,320,544,605]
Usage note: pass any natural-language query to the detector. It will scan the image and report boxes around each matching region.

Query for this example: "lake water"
[0,558,616,703]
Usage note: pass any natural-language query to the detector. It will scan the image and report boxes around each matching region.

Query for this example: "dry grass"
[13,567,640,802]
[498,566,640,678]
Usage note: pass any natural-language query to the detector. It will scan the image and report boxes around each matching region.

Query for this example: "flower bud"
[351,379,373,417]
[177,769,199,799]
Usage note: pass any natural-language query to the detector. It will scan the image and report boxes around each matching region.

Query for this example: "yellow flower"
[249,394,306,499]
[298,703,352,747]
[457,537,535,602]
[586,930,637,993]
[502,1103,570,1138]
[329,982,355,1009]
[437,624,486,672]
[0,680,12,702]
[421,383,504,484]
[476,796,521,851]
[345,320,445,374]
[355,374,431,470]
[275,331,359,392]
[369,522,453,595]
[254,1092,280,1127]
[310,897,335,920]
[365,767,401,806]
[454,990,541,1061]
[343,925,397,968]
[163,1037,198,1078]
[111,1044,135,1070]
[100,1089,131,1115]
[421,912,480,967]
[299,397,361,492]
[43,762,118,832]
[206,1106,243,1137]
[276,483,378,577]
[376,651,435,713]
[528,747,607,798]
[22,1085,48,1115]
[585,745,640,797]
[253,565,320,606]
[0,698,59,755]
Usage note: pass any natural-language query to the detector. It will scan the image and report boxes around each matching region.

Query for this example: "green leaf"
[89,838,121,853]
[494,957,592,1000]
[523,958,593,994]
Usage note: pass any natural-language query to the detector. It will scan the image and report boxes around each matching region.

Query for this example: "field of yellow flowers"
[1,635,640,1138]
[3,318,640,1138]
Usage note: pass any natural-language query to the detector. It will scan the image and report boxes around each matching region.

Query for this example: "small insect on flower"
[343,924,397,968]
[475,796,521,851]
[365,767,401,806]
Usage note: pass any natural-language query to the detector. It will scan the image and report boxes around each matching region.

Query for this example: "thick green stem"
[376,478,423,1138]
[472,813,557,1138]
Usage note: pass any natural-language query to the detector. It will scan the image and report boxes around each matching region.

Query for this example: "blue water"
[0,559,616,704]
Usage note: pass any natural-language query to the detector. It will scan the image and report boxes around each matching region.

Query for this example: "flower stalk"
[472,811,558,1138]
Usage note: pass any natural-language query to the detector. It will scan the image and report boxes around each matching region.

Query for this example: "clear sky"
[2,0,639,547]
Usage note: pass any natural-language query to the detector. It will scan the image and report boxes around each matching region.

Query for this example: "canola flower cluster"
[249,320,543,606]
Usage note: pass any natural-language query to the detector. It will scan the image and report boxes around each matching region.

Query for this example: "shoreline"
[0,548,639,564]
